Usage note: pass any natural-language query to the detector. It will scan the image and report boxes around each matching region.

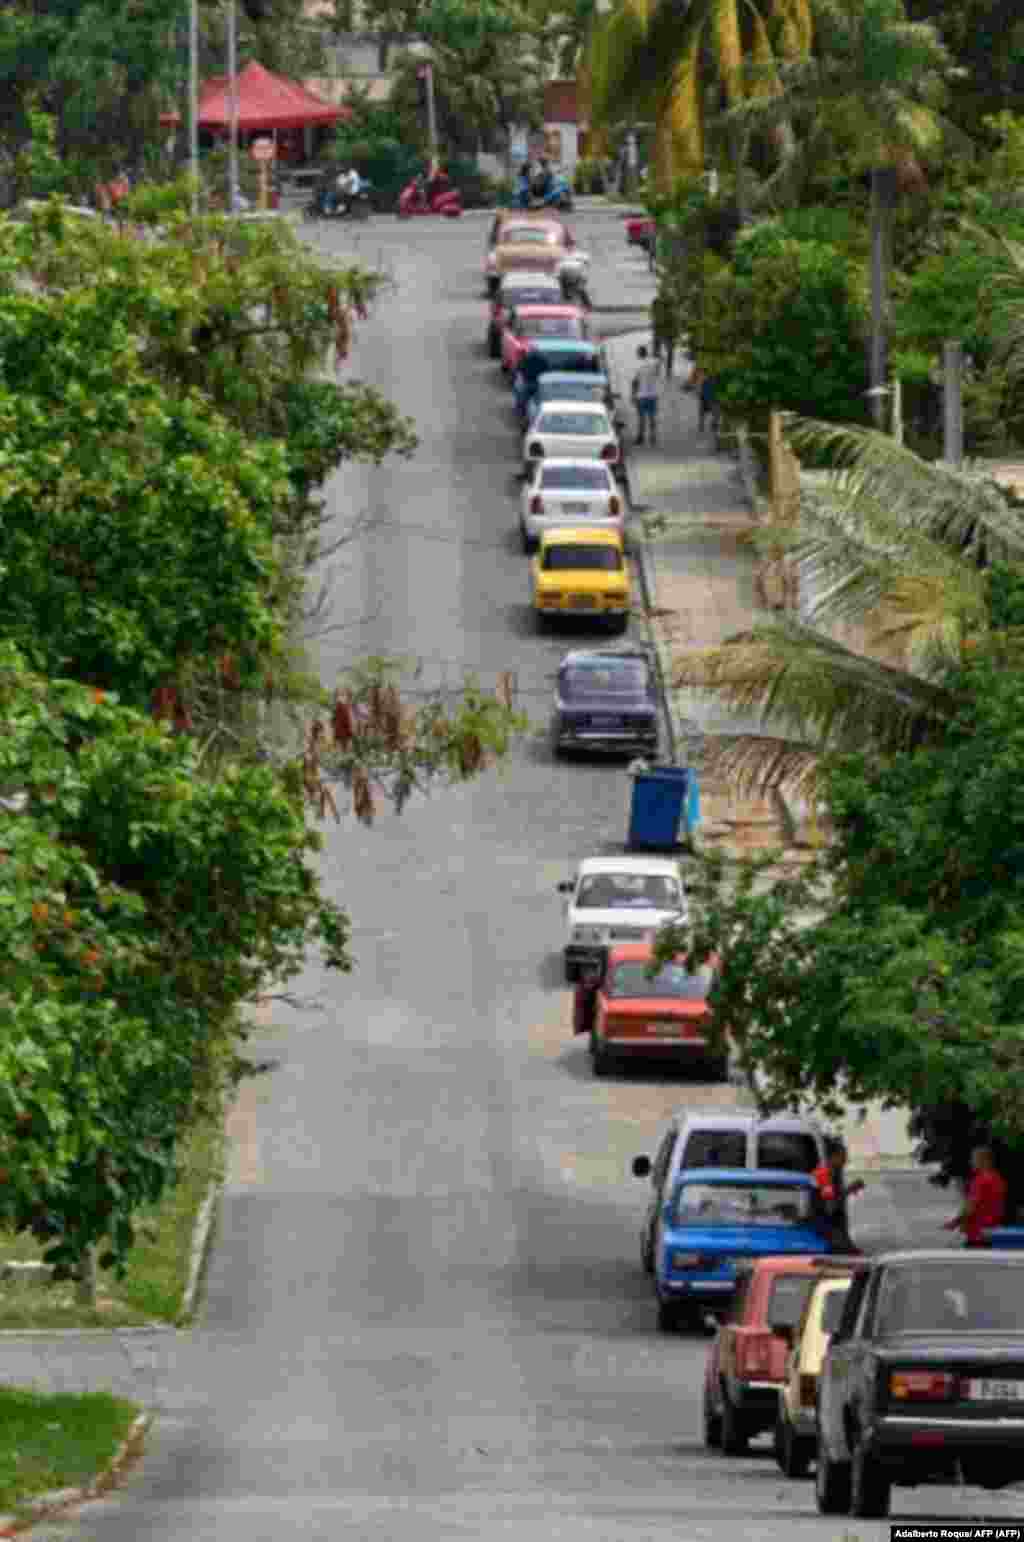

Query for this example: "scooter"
[306,185,373,221]
[397,180,463,218]
[530,175,573,212]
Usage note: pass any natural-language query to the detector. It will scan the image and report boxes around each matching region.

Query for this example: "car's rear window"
[536,411,608,435]
[756,1133,819,1173]
[560,658,650,697]
[503,226,555,244]
[540,465,610,490]
[542,544,622,572]
[607,961,711,999]
[540,379,607,403]
[681,1130,747,1168]
[503,287,559,307]
[876,1261,1024,1335]
[820,1285,849,1336]
[528,352,601,375]
[769,1275,814,1329]
[521,317,585,339]
[672,1182,815,1226]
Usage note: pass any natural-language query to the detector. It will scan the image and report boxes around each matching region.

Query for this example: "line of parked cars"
[629,1105,1024,1519]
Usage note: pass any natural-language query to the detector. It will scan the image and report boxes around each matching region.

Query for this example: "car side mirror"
[557,881,573,894]
[632,1155,651,1179]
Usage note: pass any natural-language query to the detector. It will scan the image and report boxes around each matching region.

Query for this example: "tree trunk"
[869,165,897,430]
[75,1244,98,1308]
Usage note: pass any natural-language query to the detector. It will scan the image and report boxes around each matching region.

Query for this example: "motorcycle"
[529,174,573,212]
[397,180,463,218]
[306,184,373,221]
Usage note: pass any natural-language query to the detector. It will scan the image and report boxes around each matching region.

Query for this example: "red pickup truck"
[703,1255,832,1455]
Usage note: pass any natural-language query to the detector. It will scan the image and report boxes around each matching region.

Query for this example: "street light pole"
[425,60,438,166]
[227,0,240,211]
[189,0,199,215]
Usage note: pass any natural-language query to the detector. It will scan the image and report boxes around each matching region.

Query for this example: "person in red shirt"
[813,1137,865,1252]
[945,1145,1008,1246]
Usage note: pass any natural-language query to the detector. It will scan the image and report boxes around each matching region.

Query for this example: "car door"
[818,1267,872,1459]
[645,1127,678,1264]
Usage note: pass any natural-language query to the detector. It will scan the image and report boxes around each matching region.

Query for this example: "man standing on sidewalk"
[631,345,660,447]
[944,1146,1008,1247]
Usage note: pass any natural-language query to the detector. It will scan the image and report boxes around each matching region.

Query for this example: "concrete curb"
[179,1176,219,1323]
[0,1412,151,1537]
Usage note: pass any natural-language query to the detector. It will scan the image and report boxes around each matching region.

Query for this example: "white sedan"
[523,401,620,477]
[556,856,688,981]
[519,459,624,551]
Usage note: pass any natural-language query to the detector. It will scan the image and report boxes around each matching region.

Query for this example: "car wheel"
[656,1297,685,1332]
[703,1385,722,1449]
[520,523,533,554]
[850,1435,891,1519]
[814,1432,851,1515]
[487,328,500,358]
[776,1409,811,1479]
[719,1387,749,1455]
[640,1224,654,1275]
[589,1027,612,1076]
[564,958,580,984]
[705,1054,730,1084]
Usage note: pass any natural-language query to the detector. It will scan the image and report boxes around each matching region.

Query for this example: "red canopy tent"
[198,60,349,134]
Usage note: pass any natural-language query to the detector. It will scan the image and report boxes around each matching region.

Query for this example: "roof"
[577,855,681,877]
[538,372,610,384]
[499,271,562,288]
[668,1107,823,1132]
[560,647,651,666]
[539,526,623,547]
[199,60,347,131]
[674,1168,818,1187]
[544,79,579,124]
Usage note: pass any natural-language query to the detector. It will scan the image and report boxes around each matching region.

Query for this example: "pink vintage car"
[499,303,589,376]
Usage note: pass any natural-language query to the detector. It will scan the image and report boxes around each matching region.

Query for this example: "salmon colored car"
[572,941,723,1077]
[500,303,589,375]
[485,213,574,294]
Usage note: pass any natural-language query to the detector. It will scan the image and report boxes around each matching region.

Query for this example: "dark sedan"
[816,1249,1024,1519]
[552,648,659,756]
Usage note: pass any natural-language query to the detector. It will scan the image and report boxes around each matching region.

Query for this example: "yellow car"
[530,527,631,631]
[774,1269,855,1478]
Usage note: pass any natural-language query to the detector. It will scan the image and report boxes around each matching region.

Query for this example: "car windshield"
[769,1275,815,1329]
[521,317,584,339]
[576,872,682,909]
[671,1182,816,1227]
[540,466,610,490]
[875,1261,1024,1335]
[540,380,606,403]
[607,961,711,999]
[541,544,622,572]
[503,227,554,244]
[560,659,650,697]
[537,412,608,435]
[526,351,600,378]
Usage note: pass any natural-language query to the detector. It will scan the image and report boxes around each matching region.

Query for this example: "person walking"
[631,345,660,447]
[813,1137,865,1253]
[698,372,718,435]
[944,1145,1008,1247]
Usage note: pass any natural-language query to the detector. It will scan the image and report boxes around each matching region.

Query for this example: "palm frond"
[670,619,960,758]
[695,731,824,796]
[787,418,1024,569]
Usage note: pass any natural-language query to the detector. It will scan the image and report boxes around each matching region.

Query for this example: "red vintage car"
[703,1256,837,1455]
[624,213,655,249]
[500,303,589,376]
[572,942,724,1078]
[487,273,563,357]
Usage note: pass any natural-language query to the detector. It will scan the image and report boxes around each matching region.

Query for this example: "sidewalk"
[602,326,916,1171]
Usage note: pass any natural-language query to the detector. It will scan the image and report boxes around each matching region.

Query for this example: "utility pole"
[227,0,240,212]
[943,340,964,469]
[421,61,438,166]
[189,0,199,215]
[869,167,897,431]
[891,375,903,447]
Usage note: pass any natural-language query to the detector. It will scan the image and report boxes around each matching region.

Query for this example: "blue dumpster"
[628,765,699,850]
[983,1227,1024,1249]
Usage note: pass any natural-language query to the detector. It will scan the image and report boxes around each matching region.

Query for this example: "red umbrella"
[198,60,350,133]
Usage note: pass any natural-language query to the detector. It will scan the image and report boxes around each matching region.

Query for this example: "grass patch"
[0,1387,140,1517]
[0,1106,224,1330]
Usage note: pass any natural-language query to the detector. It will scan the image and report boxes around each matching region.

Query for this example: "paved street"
[21,209,1024,1540]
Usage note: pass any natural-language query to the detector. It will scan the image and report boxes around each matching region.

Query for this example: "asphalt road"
[49,209,1024,1541]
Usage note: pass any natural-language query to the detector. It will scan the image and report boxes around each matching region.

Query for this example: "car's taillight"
[609,495,621,515]
[738,1331,774,1379]
[530,495,543,514]
[890,1371,958,1401]
[529,442,544,457]
[601,444,618,461]
[799,1373,817,1408]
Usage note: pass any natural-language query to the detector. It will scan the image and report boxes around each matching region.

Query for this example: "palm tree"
[718,0,960,423]
[670,415,1024,798]
[585,0,812,197]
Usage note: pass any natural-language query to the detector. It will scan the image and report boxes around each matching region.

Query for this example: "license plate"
[645,1022,678,1035]
[590,716,620,729]
[562,503,590,515]
[966,1378,1024,1401]
[569,594,596,608]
